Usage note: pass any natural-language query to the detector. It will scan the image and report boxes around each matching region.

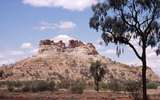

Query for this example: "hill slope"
[0,38,159,82]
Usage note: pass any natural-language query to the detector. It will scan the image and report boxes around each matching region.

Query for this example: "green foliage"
[7,81,23,87]
[25,80,56,92]
[100,82,108,90]
[21,84,30,92]
[3,81,23,92]
[57,79,71,89]
[124,80,142,100]
[90,1,160,99]
[29,80,50,92]
[107,79,142,100]
[90,61,106,82]
[90,61,106,91]
[8,85,14,92]
[48,81,56,91]
[147,82,160,89]
[0,80,56,92]
[124,80,142,92]
[70,81,85,94]
[90,0,160,52]
[107,79,125,91]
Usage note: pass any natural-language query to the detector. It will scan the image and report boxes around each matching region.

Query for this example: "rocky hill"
[0,38,159,83]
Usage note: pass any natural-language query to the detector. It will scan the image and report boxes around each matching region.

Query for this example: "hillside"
[0,38,159,83]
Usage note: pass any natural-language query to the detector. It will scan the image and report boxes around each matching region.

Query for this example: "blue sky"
[0,0,160,75]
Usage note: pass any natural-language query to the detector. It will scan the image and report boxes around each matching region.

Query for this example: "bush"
[100,82,108,91]
[107,79,142,100]
[0,81,8,88]
[1,80,56,92]
[6,81,22,87]
[22,85,30,92]
[30,80,49,92]
[124,80,142,100]
[147,82,159,89]
[8,85,14,92]
[48,81,56,91]
[26,80,57,92]
[57,79,71,89]
[70,81,85,94]
[5,81,23,92]
[107,79,125,91]
[124,80,142,92]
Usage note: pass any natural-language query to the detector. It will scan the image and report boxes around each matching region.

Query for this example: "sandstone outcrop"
[39,39,98,55]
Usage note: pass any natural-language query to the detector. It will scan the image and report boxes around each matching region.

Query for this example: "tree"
[89,0,160,100]
[90,61,106,92]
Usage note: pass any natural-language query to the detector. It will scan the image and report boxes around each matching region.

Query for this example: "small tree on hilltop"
[89,0,160,100]
[90,61,106,92]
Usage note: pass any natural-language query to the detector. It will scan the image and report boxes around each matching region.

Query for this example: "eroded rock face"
[39,39,53,45]
[68,40,85,48]
[86,43,98,55]
[39,39,98,55]
[40,40,65,48]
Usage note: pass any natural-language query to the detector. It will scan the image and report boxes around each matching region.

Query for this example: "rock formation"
[0,38,159,83]
[39,39,98,55]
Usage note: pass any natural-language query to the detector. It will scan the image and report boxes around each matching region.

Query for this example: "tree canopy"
[90,0,160,57]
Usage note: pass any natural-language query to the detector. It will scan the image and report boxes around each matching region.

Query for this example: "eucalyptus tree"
[89,0,160,99]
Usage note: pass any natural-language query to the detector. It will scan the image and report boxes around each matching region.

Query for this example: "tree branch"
[140,17,152,26]
[103,29,142,60]
[119,9,143,36]
[144,6,157,36]
[127,42,142,60]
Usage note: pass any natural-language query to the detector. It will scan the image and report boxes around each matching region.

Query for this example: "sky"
[0,0,160,75]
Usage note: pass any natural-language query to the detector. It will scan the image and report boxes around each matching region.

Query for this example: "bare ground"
[0,89,160,100]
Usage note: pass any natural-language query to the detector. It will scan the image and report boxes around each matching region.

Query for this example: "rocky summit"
[0,38,159,83]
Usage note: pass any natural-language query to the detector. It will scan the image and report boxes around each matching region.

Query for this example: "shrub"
[107,79,142,100]
[147,82,159,89]
[30,80,56,92]
[20,81,32,92]
[57,79,71,89]
[1,80,56,92]
[22,85,30,92]
[8,85,14,92]
[0,81,6,87]
[70,81,85,94]
[124,80,142,100]
[48,81,56,91]
[29,80,51,92]
[100,82,108,91]
[107,79,125,91]
[6,81,23,92]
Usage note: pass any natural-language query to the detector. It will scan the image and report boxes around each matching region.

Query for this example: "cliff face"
[0,38,159,83]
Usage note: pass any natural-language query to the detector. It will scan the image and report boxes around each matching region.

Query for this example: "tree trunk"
[95,80,99,92]
[142,44,147,100]
[97,81,99,92]
[142,60,147,100]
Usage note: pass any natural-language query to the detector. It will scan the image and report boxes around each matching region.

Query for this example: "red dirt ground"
[0,89,160,100]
